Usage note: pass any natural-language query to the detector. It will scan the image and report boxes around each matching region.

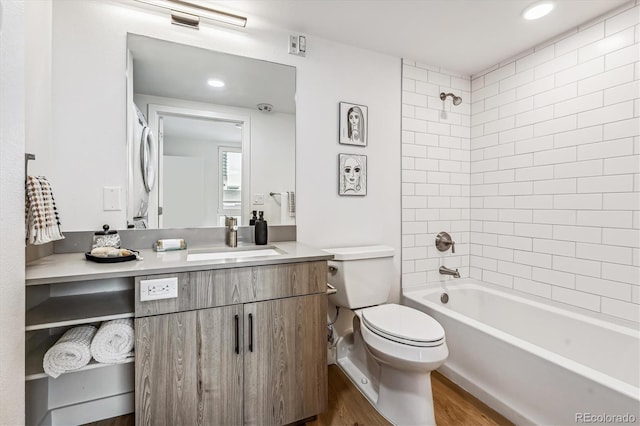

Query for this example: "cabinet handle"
[234,314,239,354]
[248,313,253,352]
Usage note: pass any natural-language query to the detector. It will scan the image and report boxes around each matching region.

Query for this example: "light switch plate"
[288,35,306,57]
[288,35,299,55]
[253,193,264,205]
[140,277,178,301]
[103,186,122,211]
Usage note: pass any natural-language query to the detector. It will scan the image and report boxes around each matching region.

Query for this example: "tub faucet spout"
[439,265,461,278]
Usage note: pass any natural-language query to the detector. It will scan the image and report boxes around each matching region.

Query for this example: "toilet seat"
[361,304,445,347]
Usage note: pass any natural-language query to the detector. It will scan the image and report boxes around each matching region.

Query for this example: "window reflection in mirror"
[219,147,242,226]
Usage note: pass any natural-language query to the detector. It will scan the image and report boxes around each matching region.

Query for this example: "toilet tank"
[323,245,395,309]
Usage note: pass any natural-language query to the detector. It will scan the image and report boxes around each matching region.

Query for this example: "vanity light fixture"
[133,0,247,29]
[522,1,555,20]
[207,79,225,88]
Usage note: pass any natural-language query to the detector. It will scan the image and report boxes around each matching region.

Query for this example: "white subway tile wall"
[402,2,640,323]
[470,3,640,322]
[401,60,471,286]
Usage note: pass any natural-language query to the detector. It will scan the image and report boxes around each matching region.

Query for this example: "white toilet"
[324,245,448,426]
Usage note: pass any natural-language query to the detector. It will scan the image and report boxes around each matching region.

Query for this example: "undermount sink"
[186,246,283,262]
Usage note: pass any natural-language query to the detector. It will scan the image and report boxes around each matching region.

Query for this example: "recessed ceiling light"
[522,1,555,20]
[207,79,225,88]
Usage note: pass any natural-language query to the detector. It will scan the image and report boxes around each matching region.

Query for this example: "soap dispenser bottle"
[255,211,268,245]
[249,210,258,226]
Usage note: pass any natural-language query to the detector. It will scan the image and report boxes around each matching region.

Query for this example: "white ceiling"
[210,0,630,76]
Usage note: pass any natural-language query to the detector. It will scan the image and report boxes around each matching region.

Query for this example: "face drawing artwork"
[339,102,367,146]
[343,157,362,192]
[339,154,367,196]
[347,107,363,143]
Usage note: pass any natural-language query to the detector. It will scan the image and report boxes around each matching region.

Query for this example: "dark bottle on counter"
[249,210,258,225]
[255,211,268,245]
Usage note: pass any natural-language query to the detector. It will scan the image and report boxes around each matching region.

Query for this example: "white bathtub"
[403,280,640,425]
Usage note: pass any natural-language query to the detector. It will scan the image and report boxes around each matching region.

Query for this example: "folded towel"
[25,175,65,245]
[43,326,96,378]
[90,319,134,364]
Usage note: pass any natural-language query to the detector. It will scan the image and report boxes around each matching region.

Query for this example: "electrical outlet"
[253,193,264,205]
[140,277,178,301]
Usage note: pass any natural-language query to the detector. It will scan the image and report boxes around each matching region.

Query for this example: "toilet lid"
[361,304,445,347]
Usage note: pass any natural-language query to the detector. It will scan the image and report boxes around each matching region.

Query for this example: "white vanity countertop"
[26,241,333,285]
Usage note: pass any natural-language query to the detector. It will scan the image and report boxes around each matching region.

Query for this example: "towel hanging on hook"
[25,175,65,245]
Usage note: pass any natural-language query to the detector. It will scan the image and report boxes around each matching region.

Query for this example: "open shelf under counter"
[26,289,134,331]
[26,333,135,381]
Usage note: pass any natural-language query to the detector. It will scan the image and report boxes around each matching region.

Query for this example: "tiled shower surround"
[402,1,639,322]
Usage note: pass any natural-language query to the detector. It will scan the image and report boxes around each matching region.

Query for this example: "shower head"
[440,92,462,106]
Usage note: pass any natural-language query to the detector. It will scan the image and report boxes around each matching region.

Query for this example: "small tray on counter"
[84,250,138,263]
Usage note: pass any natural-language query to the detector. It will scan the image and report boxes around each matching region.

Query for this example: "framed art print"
[339,153,367,196]
[339,102,368,147]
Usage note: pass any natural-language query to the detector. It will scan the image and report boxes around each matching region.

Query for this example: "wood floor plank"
[308,365,390,426]
[432,371,513,426]
[85,365,513,426]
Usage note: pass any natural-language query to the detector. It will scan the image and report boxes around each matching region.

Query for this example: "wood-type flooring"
[85,365,512,426]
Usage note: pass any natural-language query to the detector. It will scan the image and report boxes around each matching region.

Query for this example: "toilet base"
[336,326,381,408]
[337,356,381,411]
[377,365,436,426]
[337,327,438,426]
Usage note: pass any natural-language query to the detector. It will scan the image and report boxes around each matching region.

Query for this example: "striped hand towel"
[25,176,65,245]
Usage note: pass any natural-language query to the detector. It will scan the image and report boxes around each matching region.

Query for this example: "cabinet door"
[135,304,244,426]
[244,294,328,425]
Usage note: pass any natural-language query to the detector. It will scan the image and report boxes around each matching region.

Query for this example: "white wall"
[293,37,402,301]
[468,3,639,322]
[0,1,26,424]
[401,62,471,288]
[24,0,52,178]
[44,0,402,293]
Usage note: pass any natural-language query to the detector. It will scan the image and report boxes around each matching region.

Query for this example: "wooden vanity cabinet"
[134,261,328,426]
[244,293,327,425]
[135,304,244,425]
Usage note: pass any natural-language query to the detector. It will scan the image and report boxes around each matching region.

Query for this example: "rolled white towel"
[90,319,134,364]
[43,325,96,378]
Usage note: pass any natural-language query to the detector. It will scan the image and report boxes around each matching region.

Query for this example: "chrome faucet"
[439,265,460,278]
[225,216,238,247]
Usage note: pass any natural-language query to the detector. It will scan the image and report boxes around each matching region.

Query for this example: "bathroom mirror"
[127,34,296,229]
